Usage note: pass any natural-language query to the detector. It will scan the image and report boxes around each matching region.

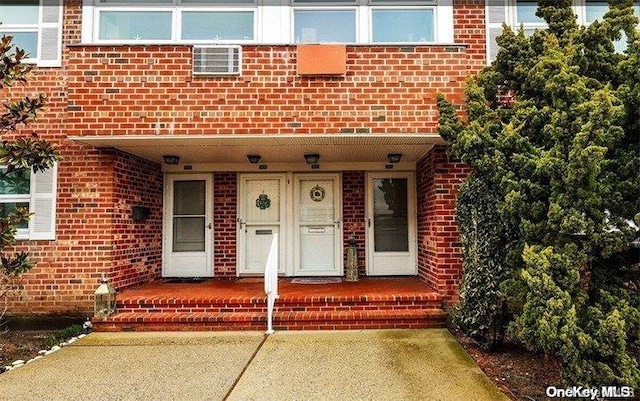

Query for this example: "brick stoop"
[92,278,448,332]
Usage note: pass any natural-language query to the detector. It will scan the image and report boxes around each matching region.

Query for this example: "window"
[515,0,544,23]
[584,0,640,52]
[89,0,449,44]
[487,1,640,63]
[182,11,254,41]
[0,0,62,66]
[94,0,257,43]
[99,11,173,41]
[293,9,356,43]
[371,8,434,42]
[0,165,57,240]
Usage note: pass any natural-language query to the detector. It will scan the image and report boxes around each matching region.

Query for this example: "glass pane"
[294,10,356,43]
[585,1,608,23]
[182,11,254,40]
[0,31,38,56]
[516,0,543,23]
[99,0,173,3]
[0,0,39,25]
[182,0,255,3]
[173,217,205,252]
[173,180,205,215]
[372,9,434,42]
[293,0,356,3]
[374,178,408,252]
[0,168,31,195]
[0,202,30,229]
[99,11,172,40]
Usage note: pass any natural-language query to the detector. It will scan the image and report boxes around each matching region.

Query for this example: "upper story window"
[0,165,57,240]
[0,0,62,66]
[371,8,434,42]
[94,0,256,43]
[87,0,451,44]
[293,9,357,43]
[487,0,640,62]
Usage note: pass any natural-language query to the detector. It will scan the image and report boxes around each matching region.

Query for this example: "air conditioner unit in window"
[192,45,241,75]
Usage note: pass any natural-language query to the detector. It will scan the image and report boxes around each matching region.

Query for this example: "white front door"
[163,174,214,277]
[294,174,342,276]
[238,174,285,275]
[366,172,417,275]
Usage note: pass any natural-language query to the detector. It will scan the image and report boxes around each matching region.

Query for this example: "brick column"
[214,172,238,277]
[416,145,470,301]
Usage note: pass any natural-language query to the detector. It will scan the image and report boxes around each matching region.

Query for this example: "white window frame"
[84,0,454,44]
[0,171,31,239]
[178,8,257,43]
[92,2,258,44]
[291,6,359,43]
[0,0,63,66]
[488,1,640,63]
[0,164,57,240]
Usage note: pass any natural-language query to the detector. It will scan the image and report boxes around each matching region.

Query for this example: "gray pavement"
[0,329,507,401]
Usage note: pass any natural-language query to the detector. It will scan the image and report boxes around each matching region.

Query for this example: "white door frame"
[365,171,417,276]
[237,173,287,276]
[293,173,343,276]
[162,174,214,277]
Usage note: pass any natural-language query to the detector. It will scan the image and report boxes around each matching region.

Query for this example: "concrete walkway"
[0,329,506,401]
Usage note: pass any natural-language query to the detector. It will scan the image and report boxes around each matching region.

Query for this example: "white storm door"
[238,174,285,275]
[366,172,417,276]
[163,174,213,277]
[294,174,342,276]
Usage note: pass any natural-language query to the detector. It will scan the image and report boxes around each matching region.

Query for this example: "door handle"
[334,220,341,228]
[207,223,212,229]
[368,218,371,228]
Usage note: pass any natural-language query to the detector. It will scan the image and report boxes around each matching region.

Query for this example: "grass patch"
[42,324,85,349]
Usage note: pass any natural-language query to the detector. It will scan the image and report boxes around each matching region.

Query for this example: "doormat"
[163,278,206,284]
[290,277,342,285]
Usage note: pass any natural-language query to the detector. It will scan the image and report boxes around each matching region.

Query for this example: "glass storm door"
[294,174,342,276]
[366,172,417,275]
[163,174,213,277]
[238,174,285,275]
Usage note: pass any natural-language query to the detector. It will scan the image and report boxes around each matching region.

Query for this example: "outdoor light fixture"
[304,153,320,165]
[94,273,116,320]
[162,155,181,165]
[387,153,403,164]
[247,154,262,164]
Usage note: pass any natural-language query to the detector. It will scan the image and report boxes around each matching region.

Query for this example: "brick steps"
[94,309,446,332]
[94,295,446,332]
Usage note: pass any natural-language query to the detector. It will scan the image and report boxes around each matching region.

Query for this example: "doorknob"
[207,223,212,229]
[334,221,341,228]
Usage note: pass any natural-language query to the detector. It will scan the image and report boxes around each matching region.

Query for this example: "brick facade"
[2,0,486,316]
[213,172,238,278]
[416,146,472,301]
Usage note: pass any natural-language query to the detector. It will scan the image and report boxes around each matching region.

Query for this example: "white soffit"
[68,134,446,165]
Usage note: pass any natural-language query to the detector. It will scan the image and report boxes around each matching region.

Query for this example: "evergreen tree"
[439,0,640,386]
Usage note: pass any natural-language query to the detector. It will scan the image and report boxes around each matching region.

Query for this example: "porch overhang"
[68,134,447,171]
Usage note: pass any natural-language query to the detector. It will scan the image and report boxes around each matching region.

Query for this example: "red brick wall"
[213,172,237,278]
[342,171,366,276]
[416,146,471,301]
[111,152,163,290]
[454,0,487,58]
[65,43,483,137]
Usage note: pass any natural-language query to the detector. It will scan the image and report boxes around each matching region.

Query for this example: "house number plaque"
[256,194,271,209]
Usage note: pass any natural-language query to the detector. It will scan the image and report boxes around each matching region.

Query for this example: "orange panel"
[297,44,347,76]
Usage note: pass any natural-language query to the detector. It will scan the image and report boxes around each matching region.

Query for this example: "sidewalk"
[0,329,506,401]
